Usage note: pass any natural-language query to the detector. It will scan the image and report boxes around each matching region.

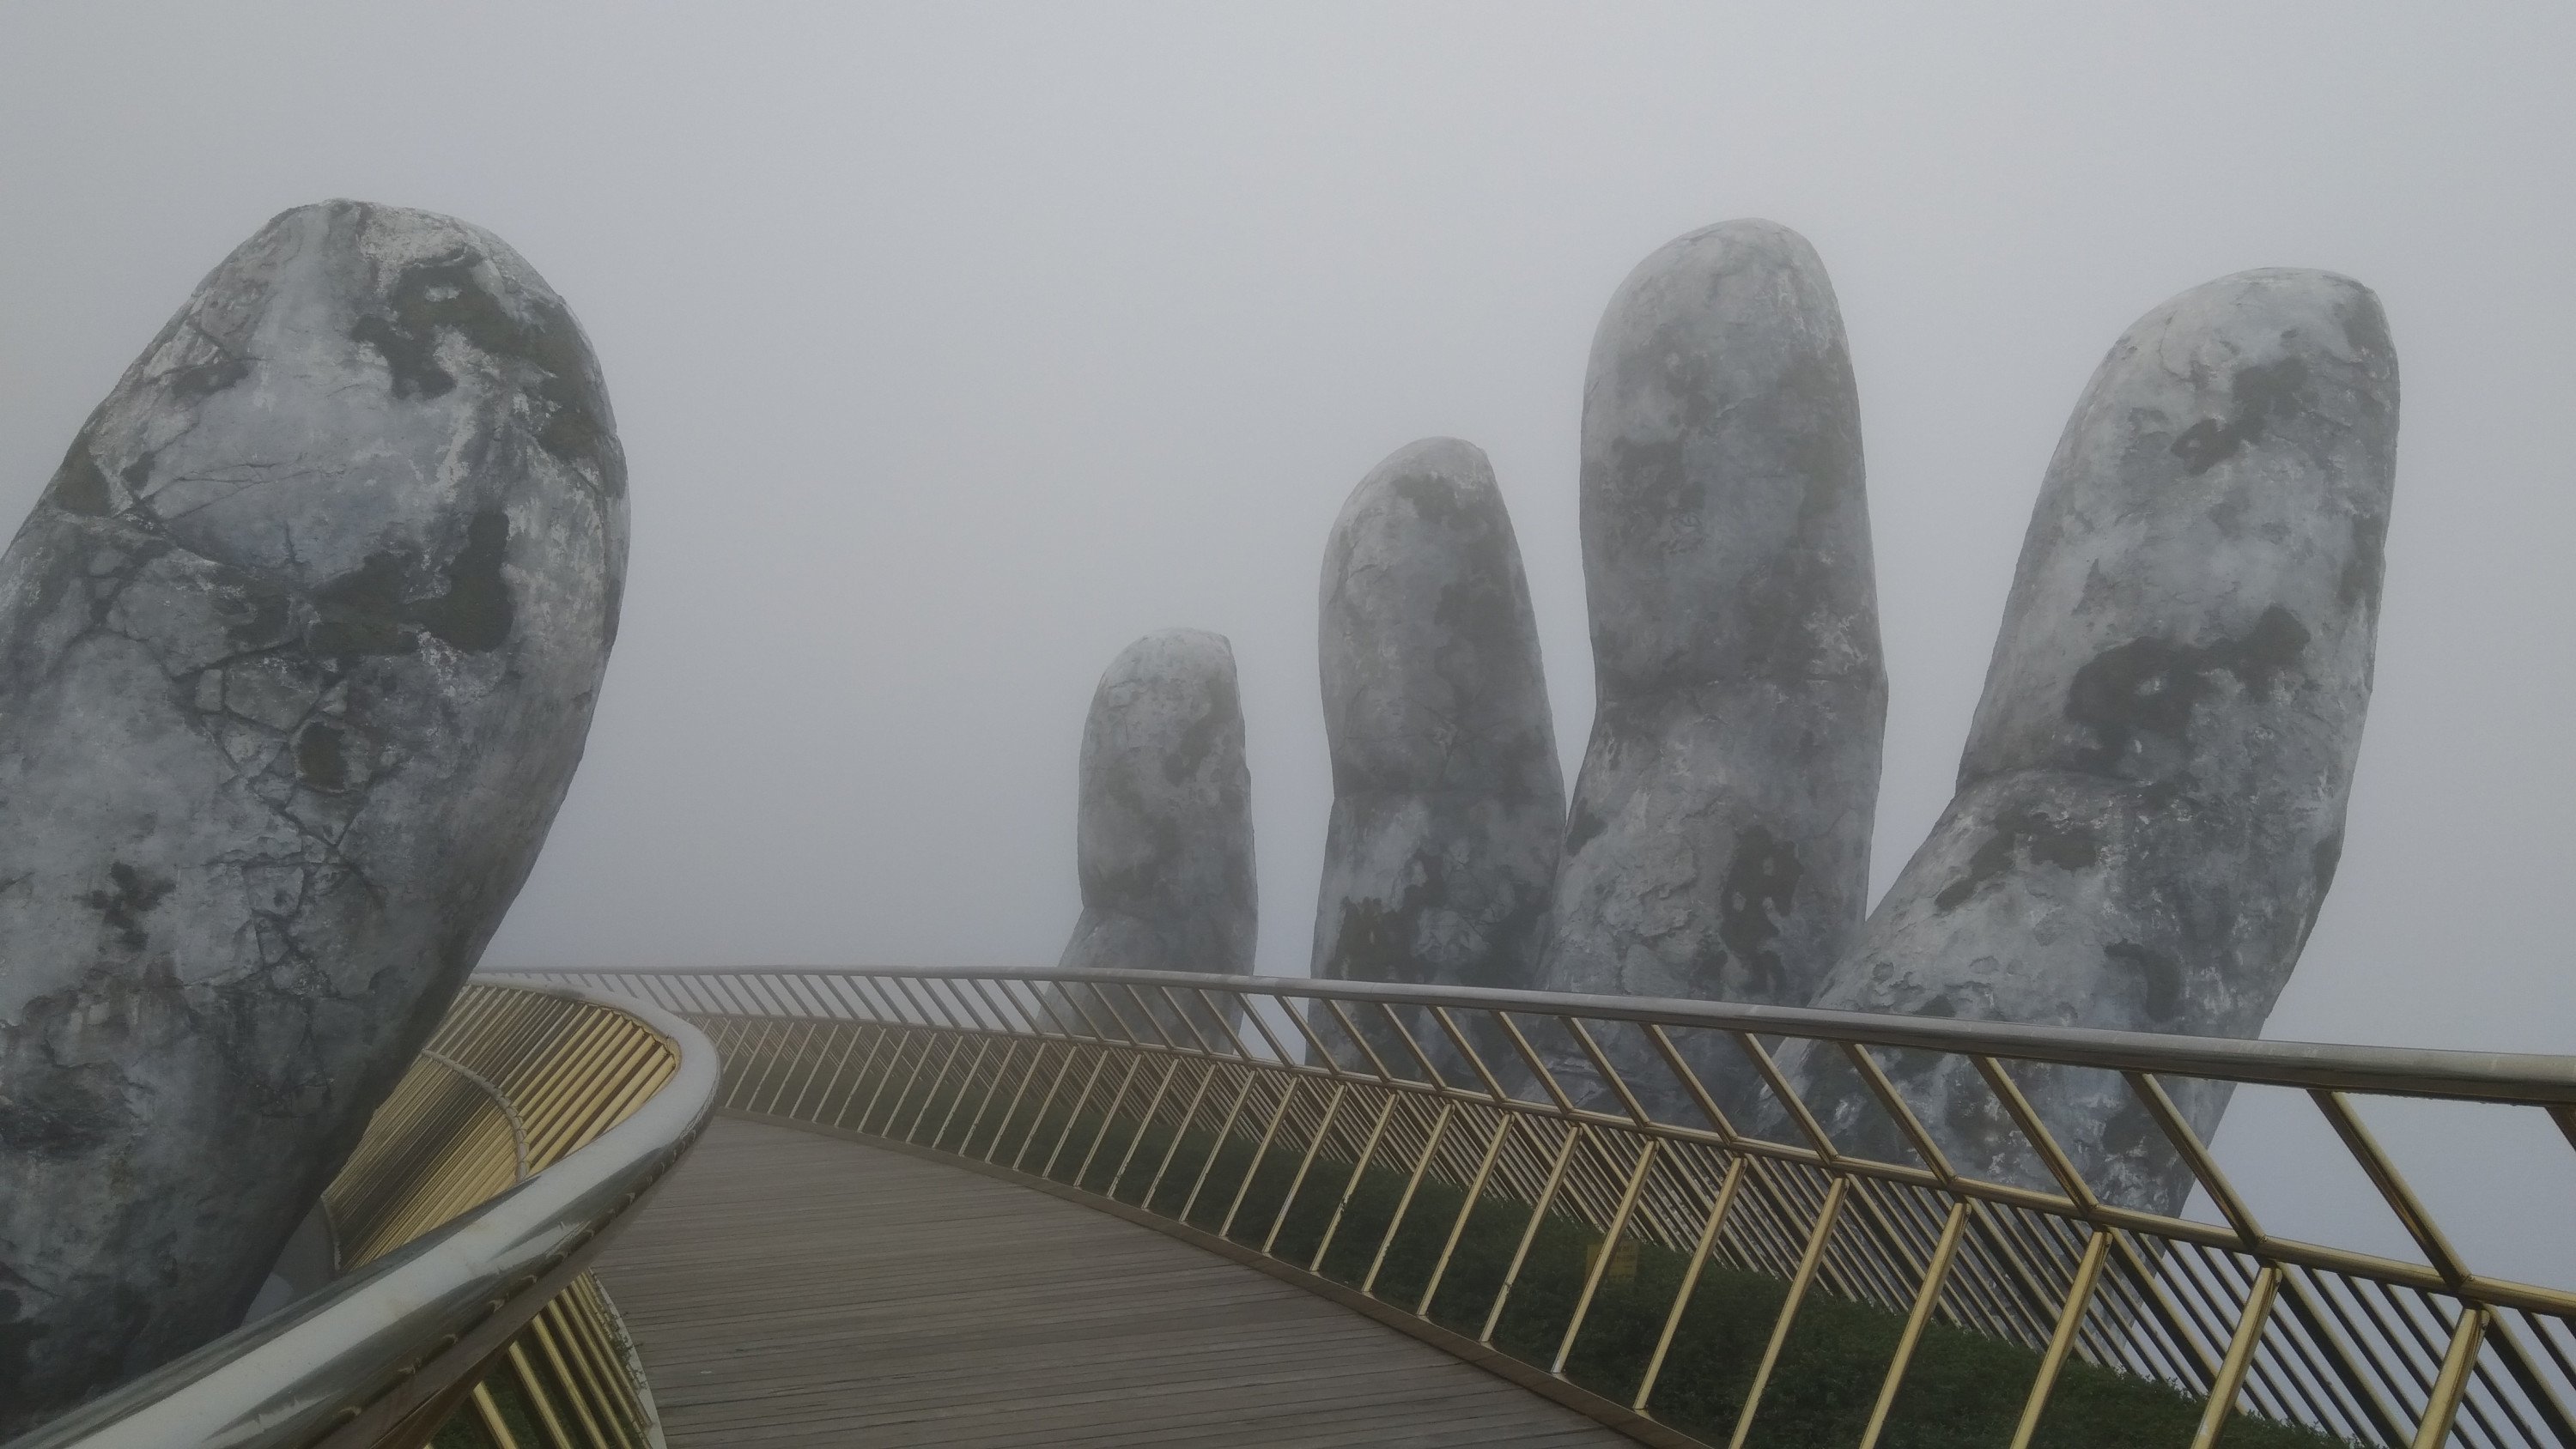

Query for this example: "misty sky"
[6,3,2573,1280]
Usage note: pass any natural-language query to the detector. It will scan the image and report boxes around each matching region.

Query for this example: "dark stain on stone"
[165,355,251,401]
[1935,807,2100,911]
[411,511,513,653]
[2298,827,2346,950]
[2105,941,2183,1024]
[294,720,350,792]
[309,551,420,658]
[84,863,174,951]
[0,1061,135,1159]
[2099,1098,2166,1167]
[0,1287,39,1408]
[1564,799,1608,857]
[2171,356,2311,476]
[349,252,483,401]
[213,576,294,652]
[308,511,513,657]
[1163,695,1231,786]
[1390,471,1465,529]
[2064,605,2310,770]
[349,250,623,495]
[2336,288,2394,367]
[48,438,112,517]
[2340,509,2390,609]
[1601,436,1694,555]
[1716,824,1802,998]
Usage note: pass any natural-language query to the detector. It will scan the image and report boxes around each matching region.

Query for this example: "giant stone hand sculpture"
[1313,439,1562,999]
[0,200,626,1429]
[1791,269,2397,1214]
[1539,220,1885,1116]
[1058,631,1257,1006]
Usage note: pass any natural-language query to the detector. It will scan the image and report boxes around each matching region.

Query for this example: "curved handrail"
[568,963,2576,1449]
[594,962,2576,1105]
[6,979,717,1449]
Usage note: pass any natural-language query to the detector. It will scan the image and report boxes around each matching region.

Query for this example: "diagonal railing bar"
[2315,1089,2476,1288]
[550,965,2576,1449]
[1376,1000,1449,1088]
[1483,1119,1587,1346]
[1735,1030,1840,1164]
[1646,1023,1738,1142]
[1729,1175,1852,1449]
[2010,1226,2113,1448]
[1498,1009,1582,1114]
[1322,997,1400,1084]
[1438,1006,1516,1103]
[1974,1055,2099,1216]
[1569,1016,1657,1131]
[1857,1197,1973,1449]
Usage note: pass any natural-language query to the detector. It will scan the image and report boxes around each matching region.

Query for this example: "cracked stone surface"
[1058,632,1255,988]
[1312,439,1562,1003]
[1536,220,1884,1117]
[1789,270,2398,1215]
[0,200,626,1428]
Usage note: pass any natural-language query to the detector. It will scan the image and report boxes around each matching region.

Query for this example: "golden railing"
[8,979,715,1449]
[562,965,2576,1449]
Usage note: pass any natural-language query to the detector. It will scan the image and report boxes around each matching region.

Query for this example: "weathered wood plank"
[598,1116,1627,1447]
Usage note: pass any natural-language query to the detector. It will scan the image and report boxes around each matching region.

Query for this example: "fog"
[5,3,2573,1280]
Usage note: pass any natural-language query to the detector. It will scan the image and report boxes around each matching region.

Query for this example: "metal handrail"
[558,964,2576,1449]
[6,979,717,1449]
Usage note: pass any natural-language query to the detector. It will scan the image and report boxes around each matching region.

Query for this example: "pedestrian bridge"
[15,968,2576,1449]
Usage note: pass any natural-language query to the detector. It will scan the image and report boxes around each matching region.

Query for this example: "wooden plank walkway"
[596,1116,1629,1447]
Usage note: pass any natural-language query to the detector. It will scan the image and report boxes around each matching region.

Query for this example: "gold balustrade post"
[2187,1263,2282,1449]
[851,1021,926,1134]
[1551,1137,1661,1374]
[1480,1123,1585,1345]
[981,1037,1060,1163]
[791,1018,867,1122]
[1854,1199,1971,1449]
[1262,1081,1352,1255]
[927,1035,994,1149]
[1011,1033,1091,1173]
[1072,1053,1151,1186]
[1634,1156,1748,1412]
[470,1385,524,1449]
[1419,1110,1514,1319]
[1107,1057,1188,1199]
[2005,1227,2113,1449]
[505,1342,580,1449]
[1726,1176,1852,1449]
[1038,1048,1115,1179]
[2413,1304,2491,1449]
[1181,1066,1269,1225]
[1307,1092,1401,1274]
[1219,1074,1307,1240]
[1363,1100,1455,1297]
[1139,1057,1224,1209]
[955,1035,1027,1155]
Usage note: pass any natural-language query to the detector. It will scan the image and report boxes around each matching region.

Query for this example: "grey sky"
[6,3,2573,1280]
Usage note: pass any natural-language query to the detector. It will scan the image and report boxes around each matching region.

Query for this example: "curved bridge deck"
[597,1116,1628,1447]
